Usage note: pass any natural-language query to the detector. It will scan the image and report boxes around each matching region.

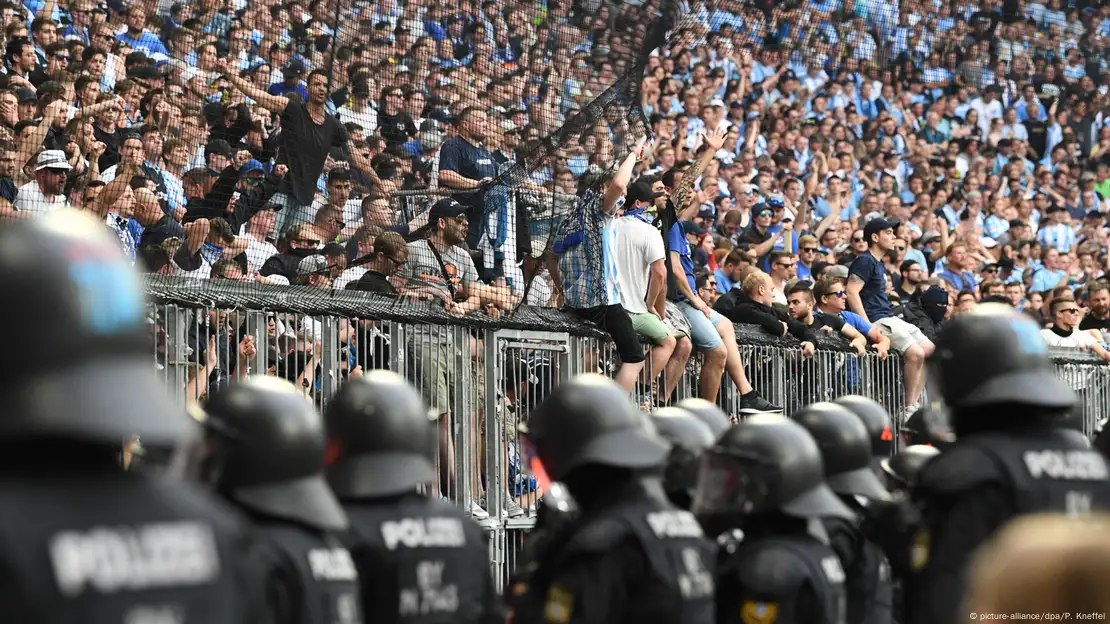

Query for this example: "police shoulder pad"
[564,516,632,555]
[736,544,814,595]
[741,600,780,624]
[915,444,1003,495]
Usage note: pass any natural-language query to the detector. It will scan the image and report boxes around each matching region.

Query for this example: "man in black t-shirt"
[347,231,408,294]
[221,59,377,238]
[1080,280,1110,333]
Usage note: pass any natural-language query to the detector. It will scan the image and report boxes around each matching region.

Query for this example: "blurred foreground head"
[965,513,1110,620]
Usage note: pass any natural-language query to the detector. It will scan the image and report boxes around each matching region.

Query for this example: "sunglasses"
[297,238,323,245]
[801,247,818,253]
[828,290,848,298]
[1061,308,1081,314]
[55,55,71,62]
[757,211,773,218]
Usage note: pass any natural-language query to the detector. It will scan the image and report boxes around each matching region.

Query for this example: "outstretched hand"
[702,127,727,151]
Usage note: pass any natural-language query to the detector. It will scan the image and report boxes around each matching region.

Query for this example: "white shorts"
[875,316,929,354]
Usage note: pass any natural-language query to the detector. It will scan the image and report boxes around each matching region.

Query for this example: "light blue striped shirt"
[556,189,622,308]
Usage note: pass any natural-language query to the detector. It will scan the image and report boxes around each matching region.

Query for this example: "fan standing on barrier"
[196,377,365,624]
[0,210,268,621]
[323,370,501,624]
[513,374,717,624]
[869,303,1110,624]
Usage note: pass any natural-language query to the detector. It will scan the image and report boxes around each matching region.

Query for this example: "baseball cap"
[754,202,773,217]
[239,159,265,177]
[784,278,813,292]
[827,265,850,279]
[14,87,36,103]
[428,197,467,221]
[282,60,307,78]
[697,207,716,219]
[681,220,708,236]
[626,179,663,206]
[863,217,897,243]
[34,149,73,172]
[297,254,328,277]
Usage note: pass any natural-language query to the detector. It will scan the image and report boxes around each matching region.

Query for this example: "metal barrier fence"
[145,276,1110,592]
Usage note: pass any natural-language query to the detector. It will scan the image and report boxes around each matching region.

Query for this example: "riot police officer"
[651,406,717,509]
[794,403,893,624]
[880,446,940,493]
[675,398,732,437]
[323,370,500,624]
[514,374,717,624]
[694,414,853,624]
[834,396,895,471]
[0,210,267,621]
[505,483,578,622]
[903,303,1110,624]
[200,376,364,624]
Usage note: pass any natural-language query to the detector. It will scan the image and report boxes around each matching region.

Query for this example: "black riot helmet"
[929,303,1075,412]
[200,376,347,531]
[534,482,579,531]
[674,398,732,438]
[0,210,194,448]
[651,406,717,508]
[901,403,956,449]
[523,374,670,483]
[693,414,854,523]
[323,370,438,498]
[834,395,894,458]
[880,445,940,490]
[793,402,890,502]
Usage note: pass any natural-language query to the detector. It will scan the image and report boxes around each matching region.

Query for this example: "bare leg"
[716,318,754,394]
[664,336,693,399]
[647,336,677,387]
[615,361,646,393]
[699,344,727,402]
[903,344,926,407]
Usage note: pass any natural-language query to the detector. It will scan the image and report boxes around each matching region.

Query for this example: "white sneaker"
[902,403,920,426]
[466,500,490,520]
[502,493,526,518]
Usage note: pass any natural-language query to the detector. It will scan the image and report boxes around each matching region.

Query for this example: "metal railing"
[145,276,1110,592]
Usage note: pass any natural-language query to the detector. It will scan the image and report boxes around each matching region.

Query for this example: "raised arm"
[218,58,289,114]
[602,137,646,214]
[672,128,726,220]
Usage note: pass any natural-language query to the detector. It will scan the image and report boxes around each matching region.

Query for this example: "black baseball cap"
[626,179,663,206]
[428,197,467,221]
[863,217,897,243]
[681,220,708,236]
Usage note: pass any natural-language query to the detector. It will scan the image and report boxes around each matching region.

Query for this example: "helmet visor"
[691,450,775,518]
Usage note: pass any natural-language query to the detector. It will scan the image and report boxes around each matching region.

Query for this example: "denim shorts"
[676,300,724,351]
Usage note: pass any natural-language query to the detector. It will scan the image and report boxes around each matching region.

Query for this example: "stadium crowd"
[0,0,1109,415]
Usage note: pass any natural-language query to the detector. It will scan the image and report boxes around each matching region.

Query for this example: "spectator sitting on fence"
[714,269,816,360]
[813,276,891,361]
[554,142,646,393]
[346,231,407,295]
[714,248,751,295]
[787,281,869,357]
[614,177,692,405]
[848,217,934,420]
[402,197,483,315]
[1040,297,1110,362]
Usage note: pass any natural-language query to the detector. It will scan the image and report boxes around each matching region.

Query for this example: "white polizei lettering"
[676,548,714,599]
[398,559,459,616]
[1023,450,1110,481]
[380,517,467,551]
[645,511,705,539]
[822,557,846,584]
[49,522,221,598]
[123,604,186,624]
[307,548,358,582]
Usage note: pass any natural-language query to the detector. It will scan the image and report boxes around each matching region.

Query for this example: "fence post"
[484,331,507,590]
[388,321,405,375]
[163,304,189,404]
[244,310,267,376]
[318,316,340,402]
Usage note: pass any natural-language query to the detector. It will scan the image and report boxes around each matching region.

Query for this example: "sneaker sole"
[739,407,784,415]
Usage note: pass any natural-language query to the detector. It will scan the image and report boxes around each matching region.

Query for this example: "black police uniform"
[694,414,854,624]
[201,377,364,624]
[0,210,267,622]
[651,406,717,510]
[506,482,579,619]
[323,370,500,624]
[900,404,956,449]
[514,374,717,624]
[796,403,894,624]
[904,305,1110,624]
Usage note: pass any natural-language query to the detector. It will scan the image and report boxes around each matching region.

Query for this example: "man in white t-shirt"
[15,150,72,215]
[1041,297,1110,361]
[613,178,692,402]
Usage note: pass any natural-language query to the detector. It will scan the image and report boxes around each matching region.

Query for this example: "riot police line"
[7,209,1110,624]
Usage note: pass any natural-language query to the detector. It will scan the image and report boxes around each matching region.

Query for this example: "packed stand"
[3,0,1110,411]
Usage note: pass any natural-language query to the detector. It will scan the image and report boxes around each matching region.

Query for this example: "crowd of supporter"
[1,0,1110,409]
